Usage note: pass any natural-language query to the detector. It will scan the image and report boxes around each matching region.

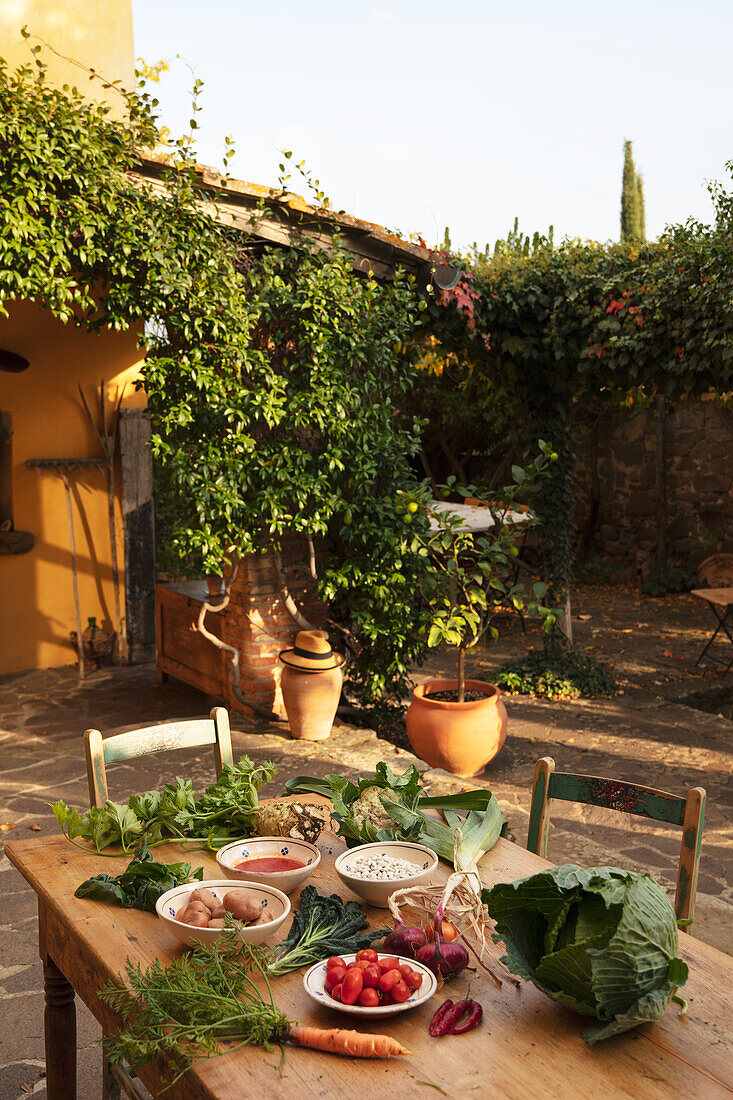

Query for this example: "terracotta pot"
[406,678,507,778]
[280,663,343,741]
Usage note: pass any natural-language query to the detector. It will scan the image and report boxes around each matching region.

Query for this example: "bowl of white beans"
[334,842,438,908]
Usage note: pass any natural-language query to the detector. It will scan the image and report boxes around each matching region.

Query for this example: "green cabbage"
[484,864,689,1043]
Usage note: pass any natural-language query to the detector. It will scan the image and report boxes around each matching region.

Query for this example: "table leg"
[43,957,77,1100]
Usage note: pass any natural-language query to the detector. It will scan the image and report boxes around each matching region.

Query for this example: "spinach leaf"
[74,840,203,912]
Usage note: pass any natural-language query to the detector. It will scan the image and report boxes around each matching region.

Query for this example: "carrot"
[288,1025,410,1058]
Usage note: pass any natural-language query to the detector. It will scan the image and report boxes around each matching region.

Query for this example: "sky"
[132,0,733,253]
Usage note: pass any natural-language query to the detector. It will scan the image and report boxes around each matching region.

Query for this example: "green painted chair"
[527,757,706,925]
[84,707,233,1100]
[84,706,233,809]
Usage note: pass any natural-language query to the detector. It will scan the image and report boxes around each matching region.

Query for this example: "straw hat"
[279,630,344,671]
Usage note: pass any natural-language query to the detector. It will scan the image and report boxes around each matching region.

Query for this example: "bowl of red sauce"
[216,836,321,894]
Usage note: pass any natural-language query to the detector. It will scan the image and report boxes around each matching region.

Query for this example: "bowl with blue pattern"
[215,836,321,894]
[334,841,438,908]
[155,878,290,947]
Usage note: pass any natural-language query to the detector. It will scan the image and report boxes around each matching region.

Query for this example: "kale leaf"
[267,885,388,975]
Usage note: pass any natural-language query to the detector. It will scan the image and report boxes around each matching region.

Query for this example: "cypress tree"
[620,140,645,243]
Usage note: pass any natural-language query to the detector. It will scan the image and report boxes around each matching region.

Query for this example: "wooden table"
[691,586,733,671]
[6,828,733,1099]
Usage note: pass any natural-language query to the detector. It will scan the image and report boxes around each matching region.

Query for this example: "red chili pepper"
[450,999,483,1034]
[430,998,468,1037]
[428,998,454,1037]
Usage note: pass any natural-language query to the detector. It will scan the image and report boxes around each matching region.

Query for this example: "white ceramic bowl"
[215,836,321,895]
[303,952,437,1019]
[156,879,290,947]
[334,841,438,908]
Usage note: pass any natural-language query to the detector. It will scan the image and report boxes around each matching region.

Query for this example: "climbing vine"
[0,51,430,708]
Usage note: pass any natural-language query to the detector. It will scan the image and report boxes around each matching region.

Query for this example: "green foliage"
[621,139,646,244]
[419,445,558,692]
[574,559,621,585]
[640,562,698,596]
[496,644,616,700]
[0,53,434,707]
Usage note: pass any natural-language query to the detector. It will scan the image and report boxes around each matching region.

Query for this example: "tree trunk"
[457,646,466,703]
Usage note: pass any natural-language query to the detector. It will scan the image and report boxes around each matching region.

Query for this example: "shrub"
[497,645,616,700]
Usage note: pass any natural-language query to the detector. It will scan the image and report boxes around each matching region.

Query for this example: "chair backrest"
[527,756,706,924]
[85,706,233,808]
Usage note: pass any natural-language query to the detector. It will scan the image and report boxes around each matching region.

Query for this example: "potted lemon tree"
[406,443,556,777]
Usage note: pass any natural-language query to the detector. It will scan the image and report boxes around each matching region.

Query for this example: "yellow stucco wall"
[0,0,135,113]
[1,301,145,673]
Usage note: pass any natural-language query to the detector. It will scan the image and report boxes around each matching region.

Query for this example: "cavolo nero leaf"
[267,885,388,975]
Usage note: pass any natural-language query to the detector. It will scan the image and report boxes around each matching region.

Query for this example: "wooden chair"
[84,707,233,1100]
[85,706,233,808]
[527,757,706,924]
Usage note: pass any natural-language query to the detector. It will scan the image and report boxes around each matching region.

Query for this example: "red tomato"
[379,989,393,1006]
[391,980,410,1003]
[330,982,343,1002]
[358,987,380,1008]
[324,966,347,993]
[378,956,400,973]
[352,959,372,971]
[326,956,346,971]
[398,963,415,980]
[378,968,402,993]
[403,969,423,990]
[356,949,378,963]
[362,964,380,988]
[341,967,364,1005]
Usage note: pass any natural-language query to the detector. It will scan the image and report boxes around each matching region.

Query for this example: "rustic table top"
[691,586,733,607]
[6,823,733,1099]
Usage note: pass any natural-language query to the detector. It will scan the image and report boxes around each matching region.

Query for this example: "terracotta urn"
[279,630,344,741]
[406,678,507,778]
[280,663,343,741]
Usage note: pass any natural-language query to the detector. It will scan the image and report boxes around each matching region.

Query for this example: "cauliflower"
[350,786,401,831]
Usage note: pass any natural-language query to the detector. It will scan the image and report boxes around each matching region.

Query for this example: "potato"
[250,910,273,926]
[189,888,219,913]
[207,918,226,929]
[210,905,226,919]
[223,891,261,922]
[177,904,210,928]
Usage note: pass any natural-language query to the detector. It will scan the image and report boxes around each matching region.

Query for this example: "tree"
[621,140,646,243]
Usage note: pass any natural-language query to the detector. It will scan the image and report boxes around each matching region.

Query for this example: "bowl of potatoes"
[156,879,290,947]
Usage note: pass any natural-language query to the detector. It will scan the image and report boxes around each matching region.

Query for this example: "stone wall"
[575,398,733,573]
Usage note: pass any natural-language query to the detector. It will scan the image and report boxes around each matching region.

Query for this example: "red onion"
[415,926,468,978]
[382,920,427,958]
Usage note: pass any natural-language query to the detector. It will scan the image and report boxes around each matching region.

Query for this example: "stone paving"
[1,582,731,1098]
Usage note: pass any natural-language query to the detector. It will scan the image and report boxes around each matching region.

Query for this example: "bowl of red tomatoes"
[303,950,438,1019]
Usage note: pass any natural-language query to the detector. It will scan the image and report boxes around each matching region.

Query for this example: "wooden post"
[62,472,85,681]
[119,410,157,663]
[527,756,555,858]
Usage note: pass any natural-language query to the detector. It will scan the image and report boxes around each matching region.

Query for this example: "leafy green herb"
[51,756,276,853]
[267,885,389,976]
[484,864,689,1044]
[286,763,505,867]
[100,929,290,1085]
[74,839,203,913]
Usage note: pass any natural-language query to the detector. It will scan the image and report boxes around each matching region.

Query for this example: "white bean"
[350,854,422,880]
